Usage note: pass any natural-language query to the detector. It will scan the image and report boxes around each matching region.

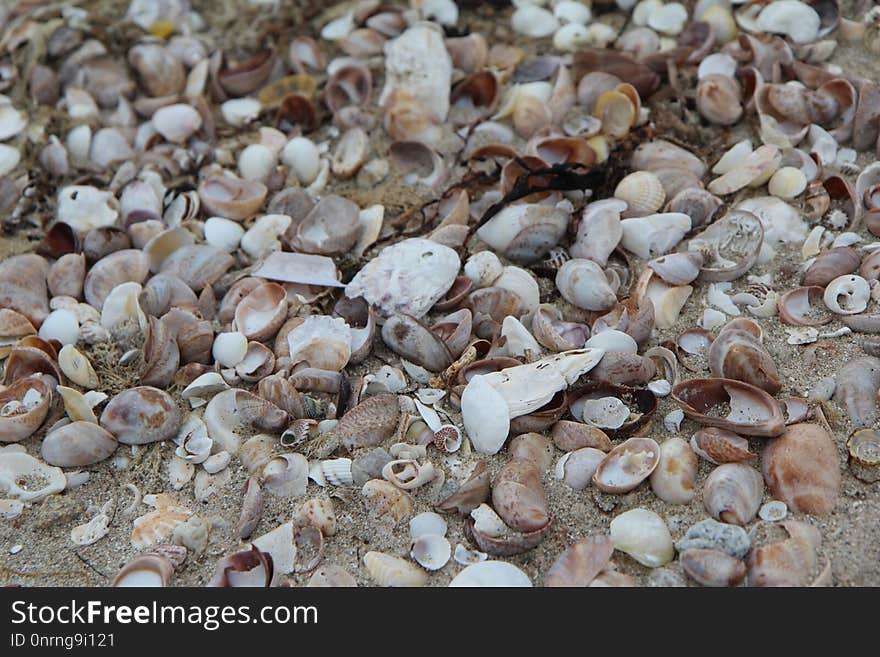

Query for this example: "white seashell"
[555,447,605,490]
[174,413,212,464]
[556,258,617,311]
[554,1,592,24]
[152,103,202,143]
[802,225,825,259]
[38,309,79,346]
[702,308,727,330]
[168,456,194,490]
[212,332,248,368]
[647,2,688,35]
[281,137,321,184]
[648,379,672,396]
[553,23,591,51]
[100,282,147,335]
[823,275,870,315]
[240,214,291,259]
[0,102,26,140]
[570,199,625,266]
[642,276,693,328]
[252,522,296,575]
[620,213,691,258]
[262,454,308,497]
[500,316,543,358]
[409,512,448,541]
[512,6,560,38]
[664,408,685,432]
[365,366,407,393]
[454,544,488,565]
[363,551,427,587]
[414,398,443,433]
[0,143,20,177]
[633,0,664,26]
[470,503,508,537]
[0,449,66,502]
[321,458,354,486]
[712,139,752,174]
[411,534,451,570]
[449,561,532,587]
[238,144,276,183]
[585,329,637,354]
[204,217,245,252]
[759,500,788,522]
[707,283,741,316]
[494,265,541,312]
[253,251,343,288]
[609,507,674,567]
[66,125,92,164]
[287,315,352,371]
[581,396,630,429]
[56,185,119,233]
[0,499,24,519]
[181,373,229,402]
[476,203,570,263]
[321,12,354,40]
[832,232,861,248]
[56,386,97,423]
[755,0,821,44]
[353,204,383,258]
[786,326,819,345]
[698,53,737,80]
[70,502,113,546]
[220,97,261,127]
[768,166,807,199]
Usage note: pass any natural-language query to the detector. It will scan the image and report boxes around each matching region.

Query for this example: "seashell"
[492,458,550,534]
[2,344,62,385]
[708,145,781,195]
[752,0,821,44]
[833,356,880,427]
[131,493,192,550]
[696,74,743,126]
[708,318,780,393]
[287,315,351,372]
[609,508,674,568]
[57,385,98,423]
[47,253,86,300]
[762,423,839,515]
[0,255,50,328]
[477,203,570,264]
[667,188,723,230]
[71,501,113,546]
[647,252,704,287]
[847,429,880,483]
[212,332,247,368]
[235,342,275,383]
[83,249,149,310]
[464,252,504,290]
[759,500,789,522]
[261,453,308,497]
[703,463,764,526]
[530,305,589,353]
[592,437,660,494]
[687,210,764,282]
[592,88,637,138]
[411,534,451,570]
[747,520,821,586]
[511,5,560,38]
[691,427,755,464]
[553,23,591,52]
[555,447,605,490]
[680,548,746,587]
[823,275,870,315]
[36,308,77,346]
[294,498,337,538]
[570,199,625,266]
[555,259,617,312]
[41,421,117,467]
[100,387,181,446]
[0,376,53,443]
[617,172,670,222]
[551,420,611,452]
[545,536,613,587]
[128,43,185,97]
[802,247,861,287]
[588,351,655,386]
[778,286,832,326]
[160,244,235,293]
[649,437,698,504]
[449,561,531,587]
[220,97,261,126]
[204,389,287,455]
[217,47,276,97]
[361,478,414,528]
[435,461,491,515]
[82,227,131,264]
[174,413,212,464]
[0,309,37,350]
[363,551,427,587]
[324,64,372,114]
[198,171,267,221]
[204,217,244,253]
[280,136,320,185]
[620,213,691,259]
[672,378,785,437]
[331,127,368,179]
[336,393,400,452]
[234,283,287,342]
[112,552,175,587]
[307,565,357,587]
[768,166,807,200]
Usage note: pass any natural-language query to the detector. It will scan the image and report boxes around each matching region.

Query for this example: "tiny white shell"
[204,217,245,252]
[581,396,629,429]
[212,332,248,368]
[409,512,448,541]
[511,6,560,38]
[410,534,451,570]
[585,329,638,353]
[823,275,870,315]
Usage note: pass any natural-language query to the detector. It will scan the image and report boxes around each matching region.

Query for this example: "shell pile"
[3,0,880,587]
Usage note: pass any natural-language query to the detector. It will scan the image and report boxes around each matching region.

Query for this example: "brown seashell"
[209,546,275,588]
[37,222,77,259]
[160,245,235,292]
[82,249,149,310]
[433,276,473,312]
[381,314,453,372]
[666,188,724,229]
[762,423,839,515]
[632,139,707,179]
[331,126,369,179]
[41,421,118,467]
[802,247,860,287]
[361,478,414,528]
[691,427,755,464]
[82,227,132,264]
[550,420,611,452]
[672,378,785,437]
[777,286,832,325]
[509,391,568,435]
[847,429,880,483]
[708,318,780,393]
[703,463,763,526]
[435,460,491,515]
[697,74,743,125]
[531,136,595,168]
[100,386,181,445]
[2,345,62,385]
[530,304,590,353]
[233,283,287,342]
[0,309,36,344]
[218,48,276,97]
[47,253,86,299]
[340,27,385,57]
[177,320,214,364]
[128,44,185,98]
[574,48,660,99]
[833,356,880,427]
[238,476,263,540]
[544,536,613,587]
[853,80,880,152]
[445,33,488,74]
[389,140,447,190]
[0,254,50,328]
[291,196,361,256]
[0,375,53,443]
[276,93,317,132]
[430,309,472,359]
[649,437,698,505]
[747,520,821,587]
[466,514,553,557]
[29,64,59,105]
[508,433,553,472]
[592,437,661,494]
[451,71,499,115]
[198,172,267,221]
[142,316,180,388]
[680,548,746,587]
[492,458,550,534]
[324,65,372,113]
[589,351,656,386]
[338,394,400,451]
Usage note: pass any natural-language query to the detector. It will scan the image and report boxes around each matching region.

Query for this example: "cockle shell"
[762,423,840,514]
[615,171,666,217]
[649,437,698,504]
[609,508,674,567]
[703,463,764,526]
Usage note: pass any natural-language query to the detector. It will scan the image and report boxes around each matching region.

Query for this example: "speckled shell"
[338,393,400,451]
[100,386,181,445]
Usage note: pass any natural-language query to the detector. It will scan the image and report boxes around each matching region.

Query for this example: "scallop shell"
[615,171,666,217]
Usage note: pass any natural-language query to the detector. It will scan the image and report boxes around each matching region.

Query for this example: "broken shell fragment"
[672,378,785,437]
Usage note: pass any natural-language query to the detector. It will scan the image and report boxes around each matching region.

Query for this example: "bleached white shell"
[321,12,354,40]
[0,144,20,177]
[321,457,354,486]
[553,23,591,51]
[212,332,248,368]
[464,251,504,288]
[57,185,119,233]
[409,512,448,541]
[500,316,543,358]
[252,522,296,574]
[66,125,92,163]
[581,396,630,429]
[454,544,488,565]
[823,275,870,315]
[201,450,229,474]
[38,309,79,346]
[755,0,821,44]
[620,213,691,259]
[759,500,788,521]
[698,53,737,80]
[512,6,560,38]
[494,266,540,312]
[238,143,276,182]
[174,413,212,464]
[100,282,147,335]
[287,315,352,371]
[647,2,688,35]
[476,203,569,261]
[152,103,202,143]
[585,329,637,354]
[411,534,451,570]
[281,137,321,184]
[0,103,26,140]
[461,375,510,455]
[0,449,66,501]
[768,166,807,199]
[556,258,617,311]
[449,561,532,587]
[555,1,592,24]
[220,97,261,127]
[423,0,459,25]
[168,456,194,490]
[555,448,605,490]
[609,508,674,567]
[204,217,245,252]
[240,214,291,259]
[712,139,752,174]
[570,199,625,266]
[363,551,428,587]
[181,372,229,401]
[70,502,112,546]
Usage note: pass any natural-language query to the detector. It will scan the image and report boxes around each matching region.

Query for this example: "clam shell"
[556,447,606,490]
[620,212,692,259]
[204,389,287,455]
[556,258,617,311]
[41,421,118,467]
[593,437,661,493]
[100,387,181,445]
[703,463,764,526]
[476,203,570,264]
[681,548,746,587]
[544,536,613,587]
[411,535,451,571]
[160,244,235,292]
[691,427,755,464]
[550,420,611,452]
[762,423,840,514]
[649,437,698,504]
[492,458,550,534]
[0,376,53,443]
[570,199,625,266]
[672,378,785,437]
[261,453,308,497]
[687,210,764,282]
[609,508,674,568]
[709,319,780,393]
[449,560,531,587]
